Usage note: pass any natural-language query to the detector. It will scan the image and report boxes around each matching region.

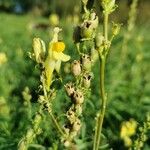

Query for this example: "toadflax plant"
[18,0,121,149]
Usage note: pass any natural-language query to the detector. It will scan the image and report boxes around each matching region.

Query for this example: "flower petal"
[53,51,70,62]
[44,59,55,90]
[55,60,61,73]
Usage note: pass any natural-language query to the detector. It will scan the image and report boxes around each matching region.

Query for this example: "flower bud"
[32,38,46,63]
[82,54,92,71]
[71,60,81,76]
[83,73,92,88]
[102,0,116,14]
[64,82,75,97]
[73,90,84,104]
[107,0,115,11]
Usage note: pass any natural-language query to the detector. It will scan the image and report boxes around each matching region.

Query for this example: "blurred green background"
[0,0,150,149]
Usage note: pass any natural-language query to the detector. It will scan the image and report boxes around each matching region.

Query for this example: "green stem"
[42,79,65,137]
[93,56,107,150]
[49,112,65,136]
[93,12,108,150]
[104,13,108,41]
[96,56,106,150]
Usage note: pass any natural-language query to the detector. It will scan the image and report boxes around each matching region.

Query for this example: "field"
[0,1,150,149]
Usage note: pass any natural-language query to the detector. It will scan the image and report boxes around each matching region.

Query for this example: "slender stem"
[104,13,108,41]
[49,112,65,136]
[93,12,108,150]
[42,78,65,137]
[96,56,106,150]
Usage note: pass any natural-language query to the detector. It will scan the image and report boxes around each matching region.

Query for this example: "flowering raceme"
[32,27,70,91]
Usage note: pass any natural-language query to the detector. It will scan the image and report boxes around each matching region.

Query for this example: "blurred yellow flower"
[120,119,137,147]
[0,52,7,66]
[124,136,132,147]
[49,14,59,26]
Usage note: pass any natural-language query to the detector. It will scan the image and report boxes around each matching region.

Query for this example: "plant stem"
[42,79,65,137]
[93,13,108,150]
[49,112,65,136]
[104,13,108,41]
[97,56,106,149]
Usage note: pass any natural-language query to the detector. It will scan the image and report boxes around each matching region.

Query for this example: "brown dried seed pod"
[72,119,81,132]
[71,60,81,76]
[64,82,75,97]
[83,73,92,88]
[67,109,76,124]
[73,90,84,104]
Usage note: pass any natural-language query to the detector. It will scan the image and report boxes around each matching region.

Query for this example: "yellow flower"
[0,52,7,66]
[124,136,132,147]
[44,28,70,91]
[120,119,137,147]
[49,14,59,26]
[52,42,65,52]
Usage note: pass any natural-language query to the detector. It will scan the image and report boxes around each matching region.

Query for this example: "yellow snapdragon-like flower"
[44,27,70,91]
[120,119,137,147]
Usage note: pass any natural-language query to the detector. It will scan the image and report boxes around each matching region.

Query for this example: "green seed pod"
[112,22,122,36]
[75,105,82,116]
[82,54,92,71]
[95,33,104,48]
[83,73,92,88]
[80,21,93,39]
